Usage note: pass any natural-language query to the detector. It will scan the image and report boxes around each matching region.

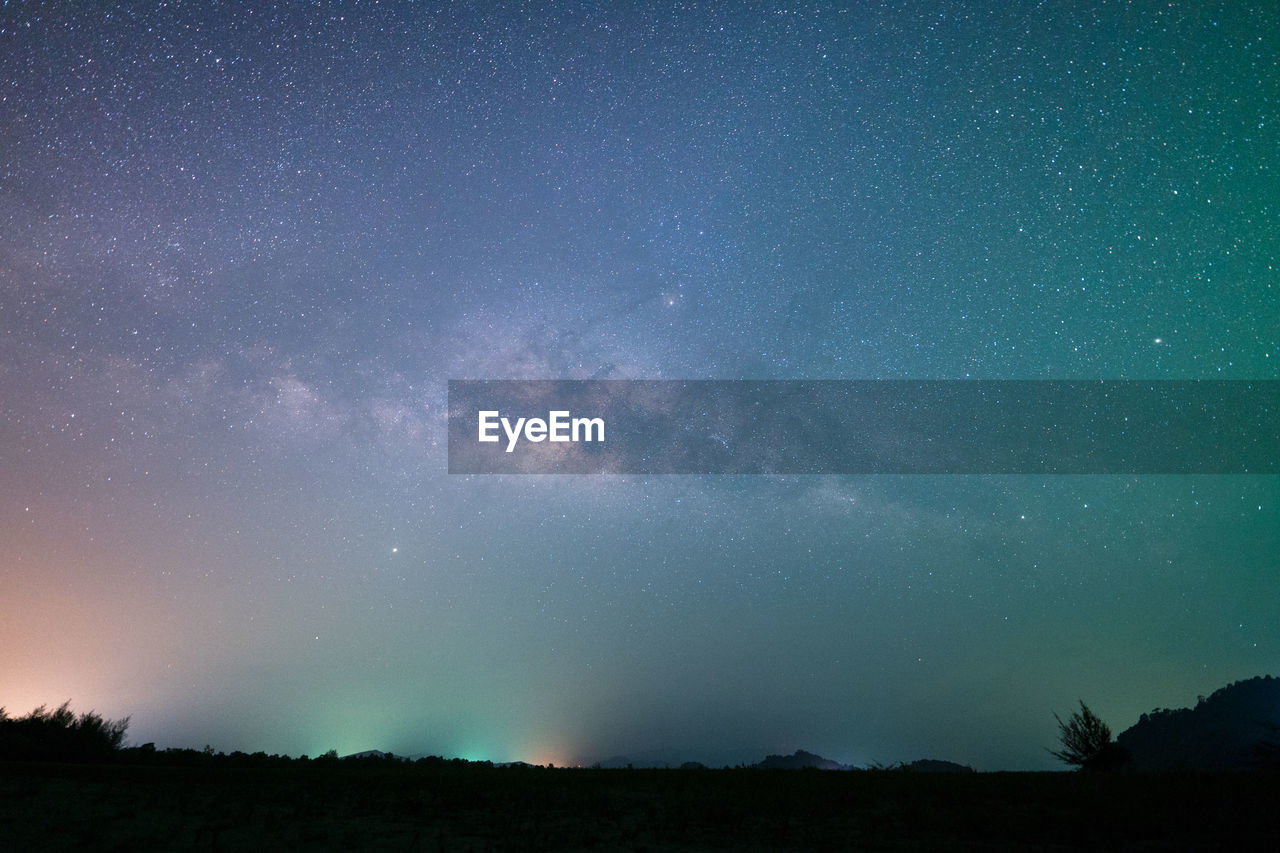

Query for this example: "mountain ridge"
[1116,674,1280,771]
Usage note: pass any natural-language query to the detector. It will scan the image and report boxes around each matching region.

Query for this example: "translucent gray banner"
[447,380,1278,474]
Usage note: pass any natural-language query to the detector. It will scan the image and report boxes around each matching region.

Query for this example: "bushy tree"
[1049,700,1129,771]
[0,700,129,762]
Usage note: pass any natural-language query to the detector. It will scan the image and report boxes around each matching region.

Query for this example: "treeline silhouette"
[7,677,1280,773]
[0,702,129,763]
[4,689,1280,850]
[122,746,498,770]
[0,703,504,770]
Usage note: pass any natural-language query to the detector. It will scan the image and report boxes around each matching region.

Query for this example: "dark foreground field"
[3,760,1279,851]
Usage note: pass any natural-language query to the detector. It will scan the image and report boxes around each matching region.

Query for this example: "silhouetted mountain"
[592,755,672,769]
[755,749,852,770]
[903,759,975,774]
[341,749,401,760]
[1116,675,1280,771]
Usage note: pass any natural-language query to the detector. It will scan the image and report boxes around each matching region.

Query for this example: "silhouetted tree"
[1050,700,1129,770]
[0,701,129,762]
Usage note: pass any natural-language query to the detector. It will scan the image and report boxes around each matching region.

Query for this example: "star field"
[1,1,1276,769]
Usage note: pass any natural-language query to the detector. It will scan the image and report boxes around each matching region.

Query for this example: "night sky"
[2,2,1276,770]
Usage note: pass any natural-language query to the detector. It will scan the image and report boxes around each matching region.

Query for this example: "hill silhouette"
[902,759,975,773]
[754,749,852,770]
[592,754,672,769]
[1116,675,1280,771]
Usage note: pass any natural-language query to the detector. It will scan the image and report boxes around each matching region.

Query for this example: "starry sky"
[1,1,1276,770]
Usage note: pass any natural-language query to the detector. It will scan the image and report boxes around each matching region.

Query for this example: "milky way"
[1,2,1276,769]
